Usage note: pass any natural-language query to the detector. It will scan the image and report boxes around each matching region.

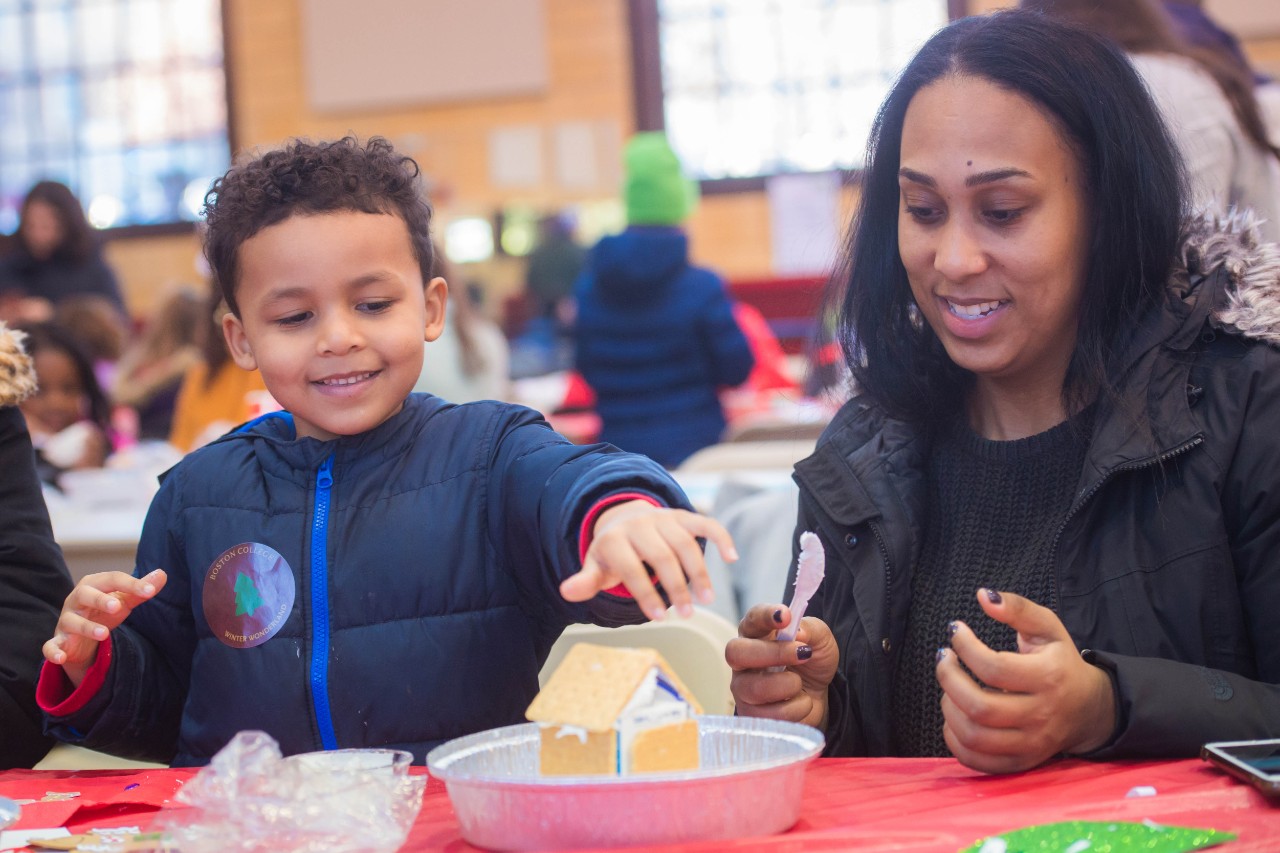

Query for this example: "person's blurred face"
[897,74,1090,399]
[23,348,86,434]
[21,200,66,261]
[221,211,446,442]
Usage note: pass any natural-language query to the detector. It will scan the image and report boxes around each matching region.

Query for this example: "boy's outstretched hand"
[43,569,167,688]
[560,500,737,621]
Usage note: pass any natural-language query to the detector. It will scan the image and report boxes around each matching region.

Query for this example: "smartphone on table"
[1201,739,1280,797]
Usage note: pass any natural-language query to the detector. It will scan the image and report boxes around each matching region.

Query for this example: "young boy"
[38,137,737,766]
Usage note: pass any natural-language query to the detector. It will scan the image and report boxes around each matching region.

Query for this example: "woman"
[727,10,1280,773]
[1021,0,1280,243]
[0,181,127,320]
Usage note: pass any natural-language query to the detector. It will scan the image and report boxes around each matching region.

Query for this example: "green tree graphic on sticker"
[234,571,266,617]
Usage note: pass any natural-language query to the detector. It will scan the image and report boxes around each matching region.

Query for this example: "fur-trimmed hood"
[0,324,37,408]
[1183,210,1280,345]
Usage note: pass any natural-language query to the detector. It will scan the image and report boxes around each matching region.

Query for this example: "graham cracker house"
[526,643,702,776]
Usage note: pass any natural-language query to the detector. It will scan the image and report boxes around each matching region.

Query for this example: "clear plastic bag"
[161,730,425,852]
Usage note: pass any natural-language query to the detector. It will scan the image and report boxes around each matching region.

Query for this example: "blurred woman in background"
[0,182,127,322]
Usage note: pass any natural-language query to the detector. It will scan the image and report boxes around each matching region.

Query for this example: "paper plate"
[426,715,823,851]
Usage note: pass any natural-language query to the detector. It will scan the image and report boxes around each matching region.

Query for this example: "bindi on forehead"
[967,160,973,167]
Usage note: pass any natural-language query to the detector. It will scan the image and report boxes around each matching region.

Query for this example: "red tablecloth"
[2,757,1276,852]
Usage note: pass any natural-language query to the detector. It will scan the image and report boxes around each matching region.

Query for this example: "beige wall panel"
[104,234,205,319]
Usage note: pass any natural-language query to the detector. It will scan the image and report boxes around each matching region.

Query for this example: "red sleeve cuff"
[37,634,114,717]
[578,492,663,597]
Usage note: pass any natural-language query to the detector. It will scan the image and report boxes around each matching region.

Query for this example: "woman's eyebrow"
[964,167,1032,187]
[897,166,1033,187]
[899,167,935,187]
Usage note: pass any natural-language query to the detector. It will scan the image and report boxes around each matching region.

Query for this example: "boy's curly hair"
[203,136,434,316]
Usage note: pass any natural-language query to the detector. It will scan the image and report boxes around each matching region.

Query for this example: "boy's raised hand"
[43,569,167,688]
[560,500,737,621]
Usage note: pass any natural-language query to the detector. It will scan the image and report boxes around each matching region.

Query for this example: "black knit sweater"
[890,410,1093,757]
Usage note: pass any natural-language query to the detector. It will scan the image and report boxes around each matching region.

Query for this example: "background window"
[631,0,961,183]
[0,0,230,233]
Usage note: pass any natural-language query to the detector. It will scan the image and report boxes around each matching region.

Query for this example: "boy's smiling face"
[222,210,446,442]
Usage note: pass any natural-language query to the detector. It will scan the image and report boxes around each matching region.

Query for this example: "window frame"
[0,0,237,241]
[626,0,968,194]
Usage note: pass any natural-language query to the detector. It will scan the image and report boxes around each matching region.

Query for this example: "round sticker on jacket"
[203,542,295,648]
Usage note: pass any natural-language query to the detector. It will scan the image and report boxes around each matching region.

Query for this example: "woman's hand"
[728,604,839,729]
[937,589,1118,774]
[560,501,737,621]
[43,569,167,688]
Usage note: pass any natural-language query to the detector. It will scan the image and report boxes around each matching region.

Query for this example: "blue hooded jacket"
[43,394,689,765]
[574,228,754,467]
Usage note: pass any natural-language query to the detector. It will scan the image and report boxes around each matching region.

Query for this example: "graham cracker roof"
[526,642,702,732]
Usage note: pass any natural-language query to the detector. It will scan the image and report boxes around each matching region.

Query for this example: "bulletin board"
[301,0,550,112]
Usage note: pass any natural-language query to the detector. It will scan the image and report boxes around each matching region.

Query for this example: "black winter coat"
[793,215,1280,759]
[0,327,73,768]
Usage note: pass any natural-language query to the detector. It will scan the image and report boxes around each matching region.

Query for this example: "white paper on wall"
[766,171,841,276]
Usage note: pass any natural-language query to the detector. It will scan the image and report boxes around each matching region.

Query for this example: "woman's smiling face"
[897,73,1090,399]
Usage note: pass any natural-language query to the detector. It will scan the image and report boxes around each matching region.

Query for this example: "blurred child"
[112,285,204,440]
[574,132,754,467]
[54,294,129,394]
[39,136,736,766]
[17,320,113,486]
[167,289,274,453]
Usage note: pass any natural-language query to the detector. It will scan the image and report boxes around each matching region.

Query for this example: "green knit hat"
[623,132,698,226]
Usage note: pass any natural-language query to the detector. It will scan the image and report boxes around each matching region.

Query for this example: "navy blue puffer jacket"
[574,227,754,467]
[44,394,689,765]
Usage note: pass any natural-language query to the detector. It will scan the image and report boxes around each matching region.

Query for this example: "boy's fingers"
[677,513,739,563]
[558,560,605,602]
[658,517,715,606]
[58,611,109,642]
[71,585,122,617]
[560,554,668,622]
[42,636,67,665]
[628,527,692,616]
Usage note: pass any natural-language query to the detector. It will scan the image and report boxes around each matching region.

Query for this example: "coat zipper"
[1046,435,1203,613]
[869,519,893,653]
[309,453,338,750]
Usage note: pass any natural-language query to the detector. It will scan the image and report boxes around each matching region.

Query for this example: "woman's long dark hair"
[838,9,1186,424]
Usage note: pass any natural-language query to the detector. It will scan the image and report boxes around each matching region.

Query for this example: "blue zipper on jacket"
[309,453,339,750]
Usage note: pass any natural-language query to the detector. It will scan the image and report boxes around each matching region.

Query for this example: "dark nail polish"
[773,609,783,623]
[985,588,1003,604]
[797,645,813,661]
[936,647,948,662]
[947,621,959,636]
